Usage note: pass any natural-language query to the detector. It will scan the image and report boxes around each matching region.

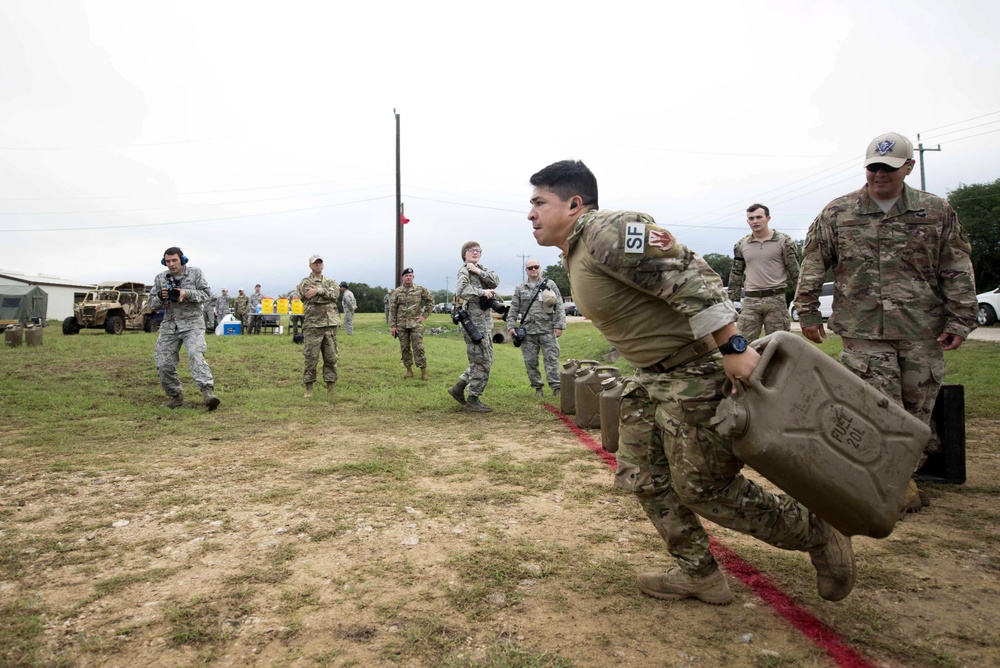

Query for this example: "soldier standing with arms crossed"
[728,203,800,342]
[795,132,977,514]
[526,160,855,605]
[390,267,434,380]
[149,246,220,410]
[448,241,500,413]
[297,255,340,398]
[506,259,566,396]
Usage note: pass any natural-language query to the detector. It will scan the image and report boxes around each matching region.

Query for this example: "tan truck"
[62,281,161,335]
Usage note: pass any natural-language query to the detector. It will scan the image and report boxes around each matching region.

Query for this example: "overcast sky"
[2,0,999,299]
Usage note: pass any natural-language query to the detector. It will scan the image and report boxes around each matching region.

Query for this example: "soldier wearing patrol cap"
[389,267,434,380]
[795,132,977,514]
[527,159,856,606]
[297,254,340,398]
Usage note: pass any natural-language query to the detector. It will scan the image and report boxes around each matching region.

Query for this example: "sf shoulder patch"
[648,226,675,251]
[624,222,646,254]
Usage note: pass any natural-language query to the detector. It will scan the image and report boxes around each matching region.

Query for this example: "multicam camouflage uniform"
[728,230,799,342]
[341,288,357,335]
[233,292,250,331]
[795,183,977,433]
[248,289,263,334]
[297,274,340,386]
[455,262,500,398]
[390,283,434,369]
[566,209,834,577]
[148,265,216,397]
[506,277,566,391]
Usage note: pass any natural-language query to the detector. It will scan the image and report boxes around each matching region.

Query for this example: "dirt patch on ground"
[3,412,999,667]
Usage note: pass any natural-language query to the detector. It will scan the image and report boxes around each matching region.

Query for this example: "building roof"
[0,269,94,289]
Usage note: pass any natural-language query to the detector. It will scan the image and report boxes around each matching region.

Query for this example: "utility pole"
[394,109,403,287]
[444,276,449,303]
[517,253,530,283]
[916,133,941,192]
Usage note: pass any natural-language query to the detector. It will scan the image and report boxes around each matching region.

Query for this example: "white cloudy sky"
[2,0,999,298]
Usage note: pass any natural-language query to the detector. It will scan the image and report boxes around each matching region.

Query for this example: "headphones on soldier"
[161,247,189,266]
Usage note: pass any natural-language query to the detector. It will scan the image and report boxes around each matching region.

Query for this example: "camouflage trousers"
[343,310,354,335]
[840,337,945,456]
[615,358,828,577]
[235,312,248,333]
[459,331,493,397]
[737,294,790,343]
[302,326,339,385]
[519,332,561,390]
[398,325,427,369]
[155,325,215,396]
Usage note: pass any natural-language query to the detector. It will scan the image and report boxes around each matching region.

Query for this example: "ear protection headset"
[161,250,189,266]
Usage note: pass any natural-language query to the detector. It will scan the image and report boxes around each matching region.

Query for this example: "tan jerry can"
[560,359,599,415]
[711,331,930,539]
[5,324,24,348]
[599,376,627,453]
[574,365,621,429]
[25,324,43,347]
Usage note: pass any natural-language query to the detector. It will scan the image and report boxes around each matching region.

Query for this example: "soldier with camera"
[507,259,565,397]
[448,241,500,413]
[390,268,434,380]
[148,246,220,410]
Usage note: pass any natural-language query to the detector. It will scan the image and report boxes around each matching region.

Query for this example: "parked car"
[976,287,1000,326]
[564,302,579,317]
[789,282,834,322]
[432,302,454,314]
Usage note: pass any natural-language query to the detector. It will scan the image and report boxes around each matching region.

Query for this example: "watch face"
[731,335,748,352]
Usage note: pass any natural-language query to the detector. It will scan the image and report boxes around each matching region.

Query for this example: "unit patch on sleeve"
[648,227,675,251]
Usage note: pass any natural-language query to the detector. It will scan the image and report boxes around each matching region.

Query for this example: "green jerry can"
[560,359,599,415]
[711,331,930,539]
[574,365,621,430]
[598,375,627,453]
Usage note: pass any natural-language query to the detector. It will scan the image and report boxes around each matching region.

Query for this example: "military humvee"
[62,281,161,335]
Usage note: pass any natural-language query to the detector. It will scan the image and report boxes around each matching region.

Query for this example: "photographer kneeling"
[507,259,565,397]
[448,241,500,413]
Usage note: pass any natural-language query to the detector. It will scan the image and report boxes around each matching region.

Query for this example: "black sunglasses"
[526,265,540,270]
[866,163,902,173]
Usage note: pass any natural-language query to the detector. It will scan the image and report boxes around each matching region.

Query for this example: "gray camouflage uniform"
[297,274,340,386]
[795,183,977,435]
[566,209,834,577]
[148,266,216,397]
[390,283,434,369]
[506,277,566,391]
[214,292,230,321]
[455,263,500,398]
[248,289,264,334]
[341,288,357,335]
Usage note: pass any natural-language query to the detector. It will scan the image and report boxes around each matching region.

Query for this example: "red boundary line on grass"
[543,403,876,668]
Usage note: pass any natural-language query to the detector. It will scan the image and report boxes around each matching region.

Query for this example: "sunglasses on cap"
[526,265,540,270]
[866,163,903,173]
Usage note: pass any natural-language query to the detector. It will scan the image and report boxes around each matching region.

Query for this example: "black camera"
[511,327,527,347]
[163,277,182,303]
[451,308,483,343]
[479,295,507,315]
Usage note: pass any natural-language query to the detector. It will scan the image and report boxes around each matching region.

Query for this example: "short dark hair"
[529,160,599,209]
[163,246,184,259]
[746,203,769,217]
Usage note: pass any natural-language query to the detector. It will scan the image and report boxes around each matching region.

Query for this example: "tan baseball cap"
[864,132,913,169]
[309,255,323,264]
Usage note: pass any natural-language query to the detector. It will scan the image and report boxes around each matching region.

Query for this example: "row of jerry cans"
[559,359,627,454]
[5,324,43,348]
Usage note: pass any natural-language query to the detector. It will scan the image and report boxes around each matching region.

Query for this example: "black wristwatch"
[719,334,749,355]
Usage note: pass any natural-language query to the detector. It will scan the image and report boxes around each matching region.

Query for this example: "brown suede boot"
[404,366,414,378]
[809,527,856,602]
[447,380,467,405]
[637,567,734,605]
[420,368,429,381]
[202,387,220,411]
[303,383,313,398]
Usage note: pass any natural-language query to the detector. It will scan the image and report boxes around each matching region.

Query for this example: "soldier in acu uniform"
[297,255,340,398]
[214,288,230,324]
[527,160,855,605]
[795,132,977,514]
[148,246,220,410]
[390,267,434,380]
[448,241,500,413]
[248,284,264,334]
[340,283,357,335]
[506,258,565,396]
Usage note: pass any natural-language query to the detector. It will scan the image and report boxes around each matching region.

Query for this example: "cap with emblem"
[401,267,414,276]
[864,132,913,169]
[309,254,323,264]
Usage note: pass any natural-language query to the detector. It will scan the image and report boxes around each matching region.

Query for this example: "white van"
[789,282,834,321]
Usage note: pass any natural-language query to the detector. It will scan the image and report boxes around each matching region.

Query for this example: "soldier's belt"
[744,288,784,298]
[639,334,718,374]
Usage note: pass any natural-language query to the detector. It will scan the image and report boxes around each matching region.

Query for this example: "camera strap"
[518,280,549,327]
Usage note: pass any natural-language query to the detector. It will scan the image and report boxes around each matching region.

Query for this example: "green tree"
[542,264,570,296]
[336,282,392,312]
[949,178,1000,291]
[702,253,733,286]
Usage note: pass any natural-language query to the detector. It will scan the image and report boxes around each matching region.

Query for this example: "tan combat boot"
[326,381,335,393]
[637,567,734,605]
[202,387,220,411]
[303,383,314,398]
[404,366,414,378]
[899,479,929,518]
[161,393,184,409]
[420,368,429,381]
[809,527,856,602]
